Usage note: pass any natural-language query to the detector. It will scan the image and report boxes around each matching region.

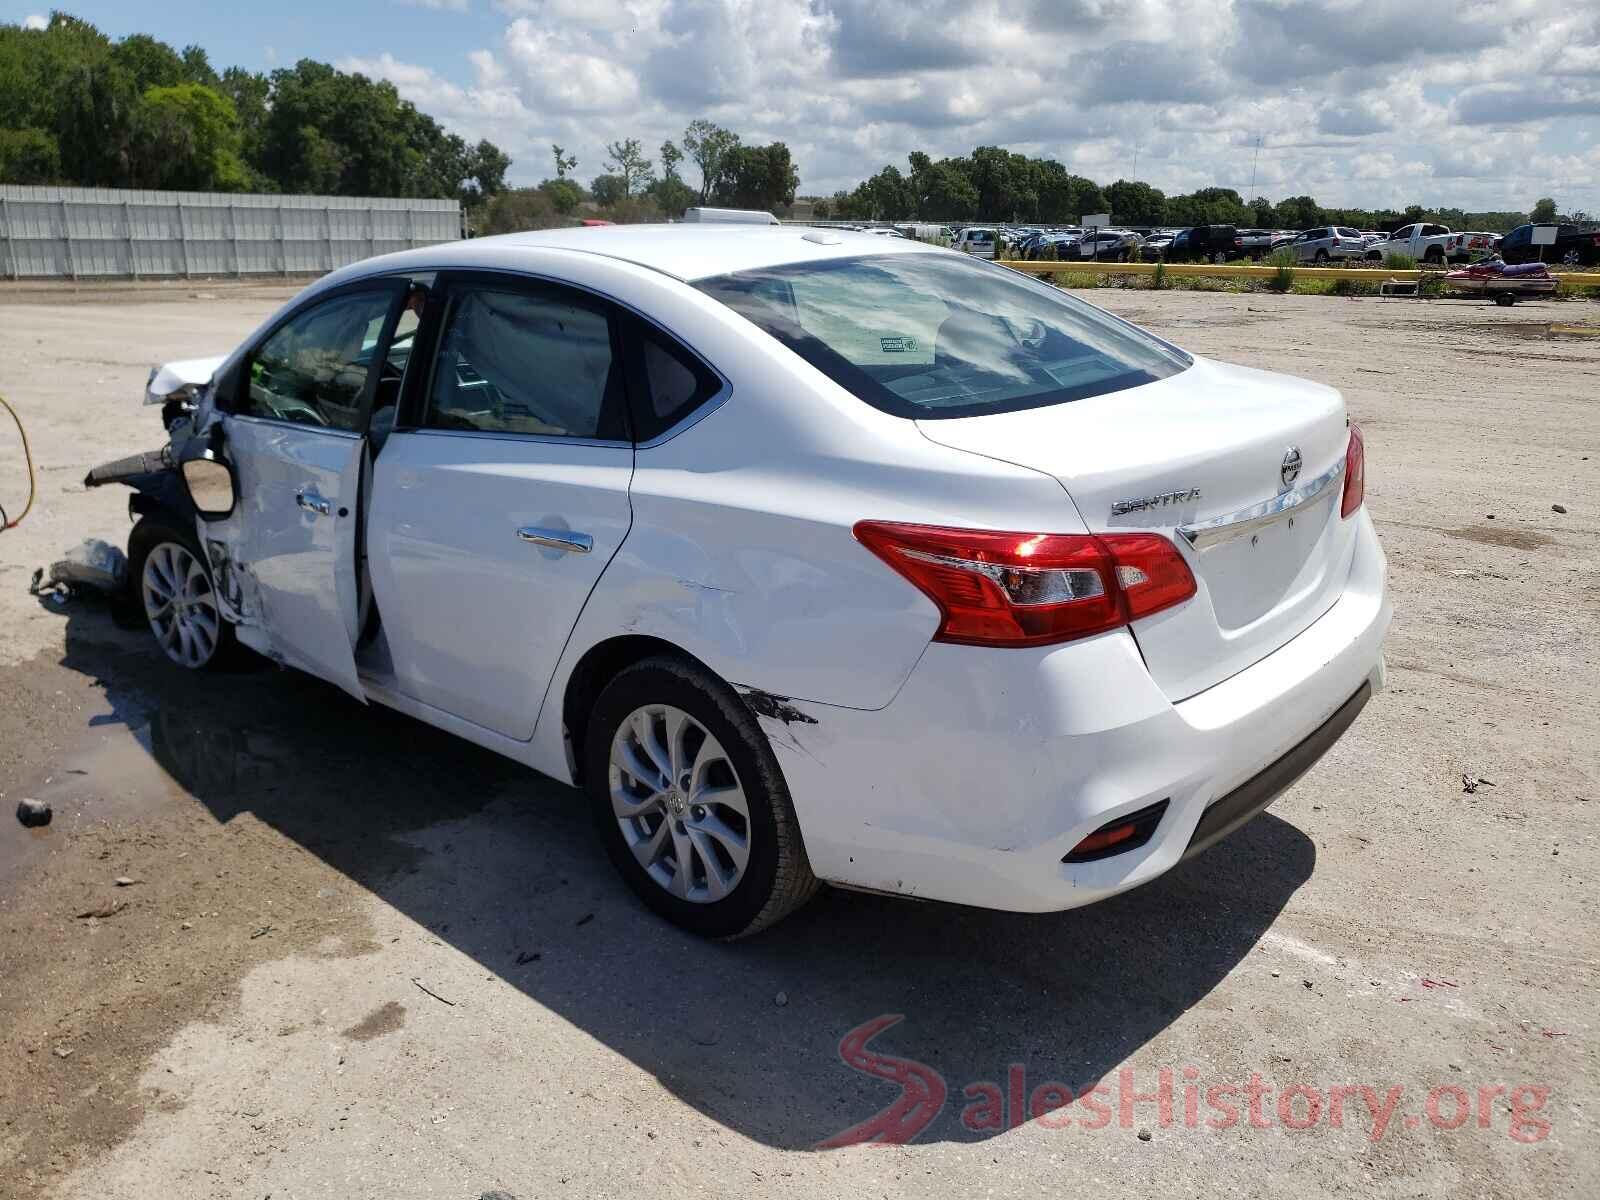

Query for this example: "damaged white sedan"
[93,225,1390,937]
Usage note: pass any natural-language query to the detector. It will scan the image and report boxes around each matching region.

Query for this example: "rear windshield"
[695,252,1191,419]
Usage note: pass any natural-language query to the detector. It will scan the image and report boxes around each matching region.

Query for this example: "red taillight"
[1341,423,1365,518]
[852,522,1197,648]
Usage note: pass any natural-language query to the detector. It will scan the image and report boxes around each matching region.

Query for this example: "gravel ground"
[0,282,1596,1200]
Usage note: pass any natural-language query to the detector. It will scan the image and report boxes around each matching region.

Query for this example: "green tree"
[710,142,798,212]
[682,118,739,203]
[1530,197,1557,223]
[1274,194,1323,230]
[127,83,246,190]
[552,144,577,179]
[538,176,586,214]
[463,138,510,203]
[919,160,978,219]
[111,34,185,93]
[659,139,682,180]
[1104,179,1166,226]
[646,173,695,218]
[0,127,60,183]
[482,187,565,234]
[856,164,913,220]
[590,173,627,207]
[218,67,270,175]
[604,137,652,196]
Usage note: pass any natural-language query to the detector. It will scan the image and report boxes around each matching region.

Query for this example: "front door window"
[240,290,398,430]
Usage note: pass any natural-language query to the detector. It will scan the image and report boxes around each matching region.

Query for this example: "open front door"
[217,281,408,701]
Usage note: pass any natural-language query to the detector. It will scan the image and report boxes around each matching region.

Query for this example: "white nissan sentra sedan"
[109,223,1390,938]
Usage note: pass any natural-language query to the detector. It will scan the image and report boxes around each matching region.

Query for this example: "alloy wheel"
[609,703,752,903]
[142,541,221,668]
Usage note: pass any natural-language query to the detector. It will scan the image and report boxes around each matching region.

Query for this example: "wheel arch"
[561,634,716,784]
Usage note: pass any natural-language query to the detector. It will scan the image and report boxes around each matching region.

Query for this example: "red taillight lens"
[852,522,1197,648]
[1341,423,1365,518]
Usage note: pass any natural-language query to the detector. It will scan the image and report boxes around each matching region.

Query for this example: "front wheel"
[128,517,237,670]
[585,656,819,938]
[1314,249,1330,263]
[1494,292,1516,307]
[1562,248,1582,267]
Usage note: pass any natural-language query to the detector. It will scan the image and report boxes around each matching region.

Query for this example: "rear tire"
[1562,248,1582,267]
[1494,292,1515,307]
[127,517,238,671]
[584,656,819,938]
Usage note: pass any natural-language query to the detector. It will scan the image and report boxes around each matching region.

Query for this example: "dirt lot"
[0,282,1596,1199]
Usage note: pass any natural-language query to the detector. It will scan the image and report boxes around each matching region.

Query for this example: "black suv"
[1501,224,1600,268]
[1168,225,1242,263]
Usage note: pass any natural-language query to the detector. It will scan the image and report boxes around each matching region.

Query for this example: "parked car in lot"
[1030,229,1085,259]
[1077,229,1144,261]
[955,226,999,259]
[1139,230,1178,260]
[92,225,1389,937]
[1374,223,1496,265]
[1167,225,1243,264]
[1500,223,1600,268]
[1288,227,1367,263]
[1234,229,1281,260]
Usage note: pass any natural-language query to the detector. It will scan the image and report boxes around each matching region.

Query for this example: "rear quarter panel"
[525,269,1084,780]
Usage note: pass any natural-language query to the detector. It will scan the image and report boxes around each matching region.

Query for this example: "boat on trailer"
[1444,258,1557,305]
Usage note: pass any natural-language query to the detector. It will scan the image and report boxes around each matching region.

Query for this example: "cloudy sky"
[16,0,1600,212]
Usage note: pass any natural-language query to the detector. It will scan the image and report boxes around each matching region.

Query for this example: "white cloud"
[350,0,1600,211]
[22,13,47,29]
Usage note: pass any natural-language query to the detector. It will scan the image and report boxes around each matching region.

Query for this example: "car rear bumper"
[765,509,1390,912]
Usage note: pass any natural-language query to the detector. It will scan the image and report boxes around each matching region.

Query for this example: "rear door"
[366,271,635,740]
[221,280,408,700]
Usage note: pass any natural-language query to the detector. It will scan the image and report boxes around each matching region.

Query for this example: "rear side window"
[697,252,1190,420]
[634,328,722,441]
[423,285,627,440]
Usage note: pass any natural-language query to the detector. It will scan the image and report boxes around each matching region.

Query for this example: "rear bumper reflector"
[1064,799,1171,864]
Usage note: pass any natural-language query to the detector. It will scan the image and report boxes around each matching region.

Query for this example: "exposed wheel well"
[562,634,707,783]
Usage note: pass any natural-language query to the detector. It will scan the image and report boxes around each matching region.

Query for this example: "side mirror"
[178,435,238,521]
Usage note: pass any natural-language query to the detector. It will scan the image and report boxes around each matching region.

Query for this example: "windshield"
[695,253,1191,419]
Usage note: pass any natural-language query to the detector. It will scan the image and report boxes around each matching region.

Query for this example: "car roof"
[325,223,948,289]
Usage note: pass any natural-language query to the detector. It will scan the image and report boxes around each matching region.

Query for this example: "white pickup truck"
[1375,223,1499,265]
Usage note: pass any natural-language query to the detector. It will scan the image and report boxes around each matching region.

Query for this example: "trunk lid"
[916,356,1358,700]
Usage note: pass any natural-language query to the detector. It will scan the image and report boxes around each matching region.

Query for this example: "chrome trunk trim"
[1177,458,1345,551]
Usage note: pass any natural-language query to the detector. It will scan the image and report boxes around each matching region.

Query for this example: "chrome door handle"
[515,528,592,556]
[517,526,593,554]
[296,489,332,517]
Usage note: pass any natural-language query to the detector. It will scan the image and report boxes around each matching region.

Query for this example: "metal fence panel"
[0,185,462,279]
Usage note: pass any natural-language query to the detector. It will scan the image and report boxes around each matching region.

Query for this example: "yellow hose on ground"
[1,394,36,531]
